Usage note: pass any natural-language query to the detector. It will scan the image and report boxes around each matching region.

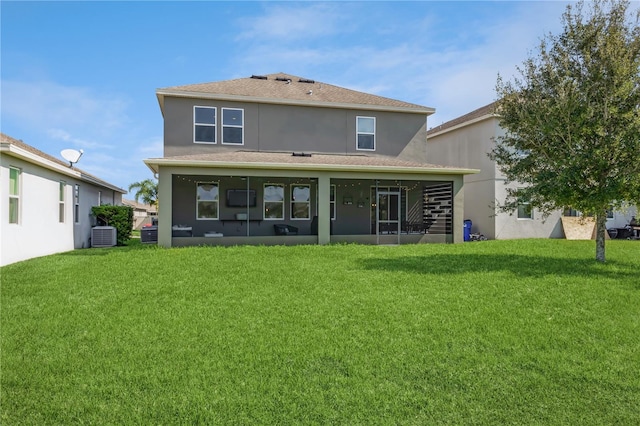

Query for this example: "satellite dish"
[61,149,84,167]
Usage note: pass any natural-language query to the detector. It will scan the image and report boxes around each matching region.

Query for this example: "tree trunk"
[595,212,607,262]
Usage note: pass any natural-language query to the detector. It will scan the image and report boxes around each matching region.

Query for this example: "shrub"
[91,205,134,246]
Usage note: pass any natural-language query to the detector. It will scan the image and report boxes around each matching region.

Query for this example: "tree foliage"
[491,0,640,261]
[128,178,158,209]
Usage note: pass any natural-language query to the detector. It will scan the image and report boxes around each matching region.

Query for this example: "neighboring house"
[426,103,638,239]
[144,73,478,247]
[122,198,157,229]
[1,133,126,266]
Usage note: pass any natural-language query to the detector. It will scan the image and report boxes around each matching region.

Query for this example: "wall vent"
[91,226,117,247]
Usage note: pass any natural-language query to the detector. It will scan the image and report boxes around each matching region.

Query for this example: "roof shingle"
[158,73,434,113]
[145,150,477,174]
[427,102,497,136]
[1,133,126,193]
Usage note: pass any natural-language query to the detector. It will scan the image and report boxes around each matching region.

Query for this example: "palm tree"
[128,178,158,210]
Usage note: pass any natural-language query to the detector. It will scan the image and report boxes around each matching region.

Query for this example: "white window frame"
[517,200,533,219]
[356,116,376,151]
[330,184,336,220]
[194,106,217,144]
[59,181,66,223]
[290,184,311,220]
[196,182,219,220]
[221,107,244,145]
[8,167,20,224]
[74,184,80,224]
[606,207,614,220]
[98,191,102,206]
[263,183,285,220]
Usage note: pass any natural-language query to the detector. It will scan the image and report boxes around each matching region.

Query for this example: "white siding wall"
[428,117,566,239]
[1,156,123,266]
[1,157,74,266]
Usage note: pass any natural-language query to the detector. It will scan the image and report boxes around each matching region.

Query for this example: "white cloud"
[1,78,159,189]
[136,136,163,156]
[1,80,131,148]
[231,1,571,126]
[236,3,350,40]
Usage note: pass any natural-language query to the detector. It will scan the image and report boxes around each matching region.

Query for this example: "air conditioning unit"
[91,226,117,247]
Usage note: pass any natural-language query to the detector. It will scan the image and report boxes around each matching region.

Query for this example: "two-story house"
[144,73,478,247]
[426,102,638,239]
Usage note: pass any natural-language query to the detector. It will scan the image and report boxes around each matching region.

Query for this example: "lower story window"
[291,184,310,220]
[197,182,219,220]
[9,167,20,224]
[517,200,533,219]
[59,181,66,223]
[330,184,336,220]
[264,184,284,219]
[74,184,80,223]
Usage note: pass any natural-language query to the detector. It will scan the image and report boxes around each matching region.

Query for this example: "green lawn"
[2,240,639,424]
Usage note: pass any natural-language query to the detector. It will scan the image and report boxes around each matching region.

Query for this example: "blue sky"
[2,1,580,192]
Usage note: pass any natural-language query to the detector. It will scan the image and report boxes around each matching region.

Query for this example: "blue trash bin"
[463,219,472,242]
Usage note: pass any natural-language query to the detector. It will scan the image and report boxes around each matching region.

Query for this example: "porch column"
[157,167,173,248]
[452,175,464,243]
[317,174,331,245]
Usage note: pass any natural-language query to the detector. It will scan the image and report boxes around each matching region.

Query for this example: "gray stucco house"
[426,102,638,239]
[144,73,478,247]
[1,133,126,266]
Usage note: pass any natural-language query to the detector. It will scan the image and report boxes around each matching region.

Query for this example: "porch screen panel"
[423,182,453,234]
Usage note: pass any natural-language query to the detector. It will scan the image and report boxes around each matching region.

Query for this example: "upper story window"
[194,106,217,144]
[222,108,244,145]
[8,167,20,224]
[356,116,375,151]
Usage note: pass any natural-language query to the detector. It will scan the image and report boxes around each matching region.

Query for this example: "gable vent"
[251,75,267,80]
[91,226,117,247]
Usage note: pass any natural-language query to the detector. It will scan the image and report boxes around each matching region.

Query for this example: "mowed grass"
[2,240,639,424]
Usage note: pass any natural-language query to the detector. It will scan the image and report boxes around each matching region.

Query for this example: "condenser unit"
[91,226,117,247]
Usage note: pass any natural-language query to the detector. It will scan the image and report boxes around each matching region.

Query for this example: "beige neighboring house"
[122,198,157,229]
[144,73,479,247]
[426,102,638,239]
[1,133,126,266]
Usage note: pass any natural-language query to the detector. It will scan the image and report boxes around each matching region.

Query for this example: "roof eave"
[427,113,499,138]
[156,89,435,116]
[144,158,479,176]
[1,143,127,193]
